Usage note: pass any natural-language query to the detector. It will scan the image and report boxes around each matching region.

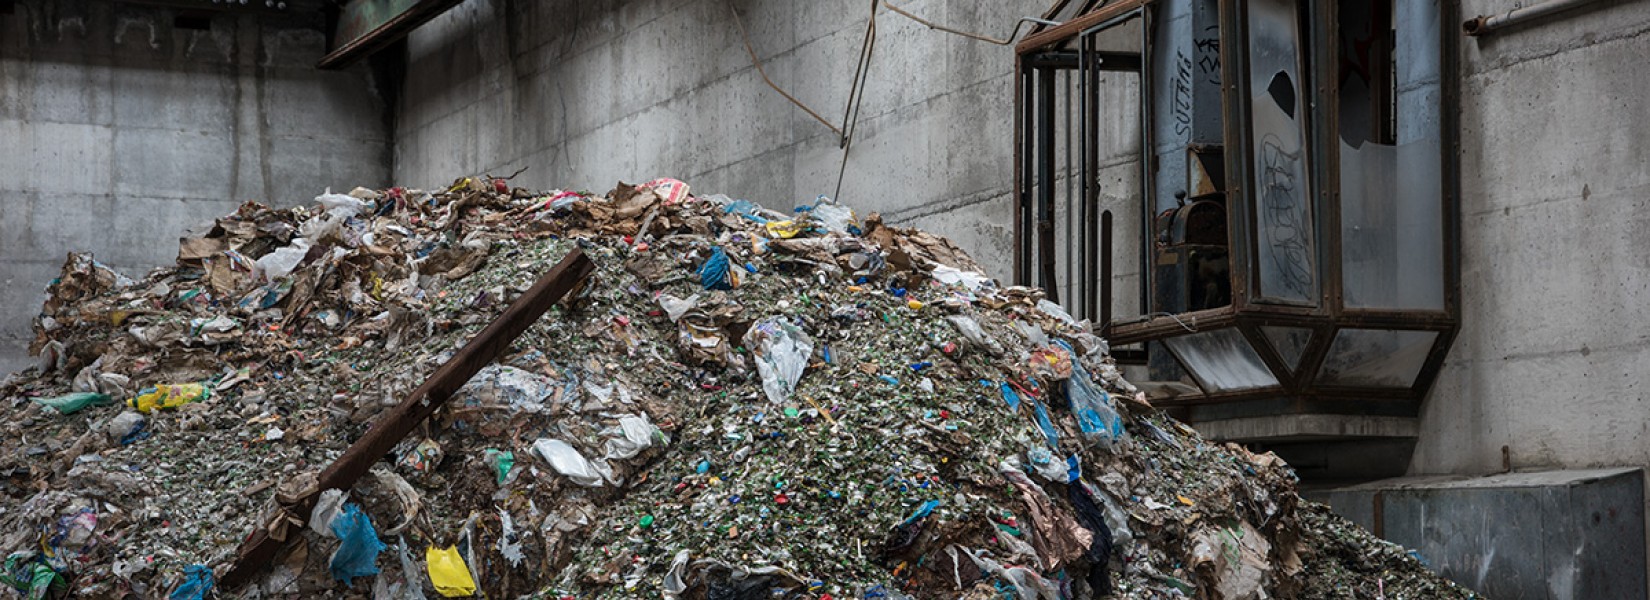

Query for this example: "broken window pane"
[1246,0,1318,305]
[1316,329,1438,387]
[1163,328,1280,392]
[1338,0,1445,310]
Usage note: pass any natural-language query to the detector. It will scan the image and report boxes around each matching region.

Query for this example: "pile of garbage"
[0,177,1479,599]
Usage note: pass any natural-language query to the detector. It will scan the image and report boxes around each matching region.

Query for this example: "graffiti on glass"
[1260,134,1313,297]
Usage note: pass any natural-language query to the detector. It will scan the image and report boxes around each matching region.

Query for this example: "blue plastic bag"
[902,499,941,525]
[169,565,213,600]
[999,382,1022,411]
[1059,340,1125,450]
[1030,399,1061,449]
[699,247,734,290]
[329,503,386,583]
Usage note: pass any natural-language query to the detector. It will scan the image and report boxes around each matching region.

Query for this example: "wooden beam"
[219,247,595,589]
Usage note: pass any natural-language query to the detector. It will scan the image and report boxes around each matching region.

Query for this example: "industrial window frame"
[1013,0,1461,415]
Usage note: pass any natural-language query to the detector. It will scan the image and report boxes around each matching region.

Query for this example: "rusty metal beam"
[220,247,595,589]
[1016,0,1152,55]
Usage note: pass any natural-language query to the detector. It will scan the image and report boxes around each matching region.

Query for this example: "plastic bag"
[533,438,606,487]
[809,201,855,234]
[1,552,65,600]
[662,549,691,599]
[329,503,386,583]
[947,315,1002,355]
[931,265,992,291]
[1025,447,1069,483]
[31,392,111,415]
[1060,340,1126,450]
[1029,345,1074,380]
[255,238,312,281]
[484,449,514,485]
[1036,299,1078,326]
[168,565,214,600]
[764,219,805,239]
[310,489,350,536]
[721,198,770,223]
[642,177,691,205]
[743,318,814,404]
[128,382,210,413]
[656,293,701,322]
[699,247,737,290]
[603,414,662,461]
[315,188,371,214]
[426,546,478,598]
[1030,399,1060,449]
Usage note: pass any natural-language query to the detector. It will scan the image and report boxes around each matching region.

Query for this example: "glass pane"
[1338,0,1445,309]
[1317,329,1438,387]
[1247,0,1318,304]
[1163,328,1281,392]
[1260,325,1313,371]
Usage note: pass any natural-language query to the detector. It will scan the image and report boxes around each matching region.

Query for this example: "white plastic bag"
[533,438,606,487]
[315,188,371,214]
[743,317,814,404]
[931,265,993,291]
[656,293,701,322]
[947,315,1004,355]
[603,414,662,461]
[256,238,312,281]
[810,201,855,233]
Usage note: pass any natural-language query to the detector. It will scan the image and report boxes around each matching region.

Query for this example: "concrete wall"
[392,0,1060,287]
[391,0,1650,480]
[1410,0,1650,477]
[0,0,391,375]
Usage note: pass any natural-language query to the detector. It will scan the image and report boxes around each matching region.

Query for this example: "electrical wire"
[833,0,879,202]
[881,1,1061,46]
[727,1,843,138]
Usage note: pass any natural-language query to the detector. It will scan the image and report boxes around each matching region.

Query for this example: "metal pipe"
[1037,66,1060,300]
[1464,0,1601,35]
[1101,210,1114,328]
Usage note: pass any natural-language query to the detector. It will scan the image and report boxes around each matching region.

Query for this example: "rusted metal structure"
[220,247,595,589]
[1015,0,1460,422]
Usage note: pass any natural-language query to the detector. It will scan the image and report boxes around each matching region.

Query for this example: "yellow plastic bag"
[426,546,477,597]
[764,220,804,239]
[128,383,210,413]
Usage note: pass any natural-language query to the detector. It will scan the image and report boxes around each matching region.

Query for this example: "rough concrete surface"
[0,1,390,374]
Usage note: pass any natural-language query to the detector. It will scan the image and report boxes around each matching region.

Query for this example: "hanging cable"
[833,0,879,202]
[881,1,1061,46]
[728,1,843,137]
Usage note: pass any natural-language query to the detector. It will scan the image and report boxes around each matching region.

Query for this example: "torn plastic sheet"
[452,365,561,413]
[603,414,663,461]
[309,489,349,536]
[1060,340,1126,451]
[661,549,691,598]
[328,503,386,583]
[954,545,1061,600]
[744,317,814,404]
[498,508,526,567]
[533,438,608,487]
[656,293,701,322]
[931,265,992,291]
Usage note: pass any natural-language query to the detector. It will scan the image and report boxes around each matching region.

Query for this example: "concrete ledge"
[1192,414,1419,442]
[1306,468,1646,600]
